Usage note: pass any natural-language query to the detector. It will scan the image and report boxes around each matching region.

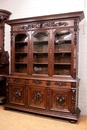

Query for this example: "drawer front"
[7,77,72,88]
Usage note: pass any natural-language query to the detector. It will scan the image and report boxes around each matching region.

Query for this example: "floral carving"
[13,88,22,100]
[17,21,68,30]
[42,21,68,28]
[32,91,43,104]
[54,93,66,108]
[32,79,42,84]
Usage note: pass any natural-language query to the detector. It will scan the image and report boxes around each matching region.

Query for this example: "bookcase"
[0,9,11,103]
[5,11,84,122]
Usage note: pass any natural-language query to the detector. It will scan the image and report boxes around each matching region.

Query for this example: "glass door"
[54,29,72,75]
[14,33,28,74]
[33,31,49,75]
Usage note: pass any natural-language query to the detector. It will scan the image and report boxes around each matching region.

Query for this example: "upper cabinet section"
[6,11,84,78]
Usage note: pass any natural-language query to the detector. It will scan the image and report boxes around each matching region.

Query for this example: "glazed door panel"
[32,30,52,76]
[53,29,73,77]
[12,32,29,74]
[8,84,26,106]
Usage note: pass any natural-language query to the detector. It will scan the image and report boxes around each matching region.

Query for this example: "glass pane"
[54,30,72,75]
[33,32,48,74]
[14,34,28,73]
[15,64,27,73]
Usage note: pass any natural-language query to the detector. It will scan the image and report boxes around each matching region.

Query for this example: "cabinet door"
[28,85,46,109]
[53,29,73,76]
[12,32,29,74]
[50,87,72,112]
[8,84,26,106]
[32,30,50,75]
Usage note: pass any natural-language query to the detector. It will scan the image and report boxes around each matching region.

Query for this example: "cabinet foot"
[4,107,10,110]
[69,120,77,123]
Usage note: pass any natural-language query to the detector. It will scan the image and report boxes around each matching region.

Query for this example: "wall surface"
[0,0,87,116]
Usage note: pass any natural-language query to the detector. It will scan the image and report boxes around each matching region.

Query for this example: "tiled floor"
[0,105,87,130]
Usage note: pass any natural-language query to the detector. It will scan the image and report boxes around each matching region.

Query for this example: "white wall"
[0,0,87,115]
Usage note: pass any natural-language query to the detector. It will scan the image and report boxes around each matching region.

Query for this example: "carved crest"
[17,21,68,30]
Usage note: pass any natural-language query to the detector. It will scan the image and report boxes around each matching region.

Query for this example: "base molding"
[4,104,81,122]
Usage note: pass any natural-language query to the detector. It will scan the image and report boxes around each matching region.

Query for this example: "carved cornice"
[0,9,11,21]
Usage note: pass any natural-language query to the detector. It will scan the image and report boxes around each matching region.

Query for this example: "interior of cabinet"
[54,30,72,75]
[14,34,28,73]
[33,32,48,74]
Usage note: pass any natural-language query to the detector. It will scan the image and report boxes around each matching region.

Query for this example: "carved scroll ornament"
[18,21,68,30]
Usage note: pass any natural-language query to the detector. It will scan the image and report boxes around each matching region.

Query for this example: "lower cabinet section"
[5,77,80,123]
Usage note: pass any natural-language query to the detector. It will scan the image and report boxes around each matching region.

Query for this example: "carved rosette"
[32,91,43,104]
[13,88,22,100]
[54,93,66,108]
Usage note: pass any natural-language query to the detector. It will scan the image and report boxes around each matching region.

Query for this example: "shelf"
[15,51,27,54]
[33,63,48,65]
[54,63,71,65]
[15,62,27,64]
[33,52,48,54]
[54,51,71,53]
[15,41,28,43]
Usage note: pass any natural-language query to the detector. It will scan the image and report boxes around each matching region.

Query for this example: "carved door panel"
[8,84,26,105]
[28,85,46,109]
[50,87,72,112]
